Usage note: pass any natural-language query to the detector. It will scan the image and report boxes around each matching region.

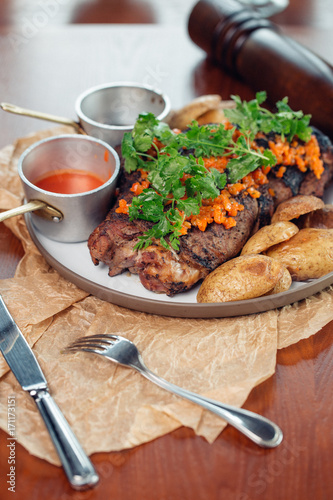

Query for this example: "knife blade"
[0,294,99,490]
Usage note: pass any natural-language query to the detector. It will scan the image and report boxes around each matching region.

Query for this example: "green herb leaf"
[227,155,259,185]
[171,180,186,199]
[122,132,139,173]
[224,92,312,142]
[132,115,157,152]
[129,190,164,222]
[185,171,220,200]
[122,93,314,250]
[210,168,227,190]
[177,197,201,217]
[134,216,170,250]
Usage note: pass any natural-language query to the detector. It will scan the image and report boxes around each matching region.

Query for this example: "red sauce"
[34,169,106,194]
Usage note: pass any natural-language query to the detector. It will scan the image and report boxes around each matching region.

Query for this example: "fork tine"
[66,342,107,350]
[65,340,109,351]
[65,345,105,355]
[67,338,113,349]
[70,336,109,344]
[68,334,118,346]
[89,334,119,340]
[83,334,122,343]
[99,334,121,341]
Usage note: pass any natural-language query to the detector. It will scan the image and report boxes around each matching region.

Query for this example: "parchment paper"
[0,128,332,465]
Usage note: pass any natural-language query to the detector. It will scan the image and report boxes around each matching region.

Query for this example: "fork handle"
[30,389,99,489]
[137,366,283,448]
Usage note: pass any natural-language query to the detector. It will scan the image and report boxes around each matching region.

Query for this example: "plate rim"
[25,215,333,318]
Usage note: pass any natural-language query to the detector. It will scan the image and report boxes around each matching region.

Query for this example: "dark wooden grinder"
[188,0,333,138]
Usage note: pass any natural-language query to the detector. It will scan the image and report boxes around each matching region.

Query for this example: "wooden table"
[0,11,333,500]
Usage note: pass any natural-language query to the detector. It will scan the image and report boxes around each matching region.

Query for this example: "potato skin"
[266,228,333,280]
[300,205,333,229]
[271,195,324,223]
[197,254,288,303]
[167,95,222,130]
[264,267,292,295]
[241,221,299,255]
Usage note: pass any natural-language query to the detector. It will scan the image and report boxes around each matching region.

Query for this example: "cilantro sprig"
[120,92,313,251]
[224,91,312,142]
[125,152,224,251]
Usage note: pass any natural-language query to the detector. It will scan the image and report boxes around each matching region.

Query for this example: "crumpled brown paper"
[0,128,332,465]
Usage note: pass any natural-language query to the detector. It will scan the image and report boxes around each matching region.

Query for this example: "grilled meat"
[88,169,258,295]
[253,128,333,231]
[88,128,333,296]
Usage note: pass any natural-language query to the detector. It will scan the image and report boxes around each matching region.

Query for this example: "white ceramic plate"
[25,179,333,318]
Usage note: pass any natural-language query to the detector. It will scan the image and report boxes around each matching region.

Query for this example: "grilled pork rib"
[88,130,333,296]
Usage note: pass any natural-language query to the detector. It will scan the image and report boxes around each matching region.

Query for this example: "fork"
[65,334,283,448]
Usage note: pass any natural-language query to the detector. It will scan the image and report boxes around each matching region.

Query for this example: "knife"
[0,294,99,490]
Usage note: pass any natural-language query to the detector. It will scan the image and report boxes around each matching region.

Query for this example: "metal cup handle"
[0,102,86,134]
[0,200,63,223]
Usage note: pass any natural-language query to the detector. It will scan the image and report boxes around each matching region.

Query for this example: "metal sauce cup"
[1,82,170,147]
[75,82,170,146]
[15,135,120,242]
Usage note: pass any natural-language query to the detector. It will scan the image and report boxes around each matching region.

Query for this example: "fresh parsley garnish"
[121,92,314,251]
[224,91,312,142]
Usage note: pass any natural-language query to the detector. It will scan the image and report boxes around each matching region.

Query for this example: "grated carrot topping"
[117,132,324,234]
[246,186,261,198]
[276,166,286,178]
[227,182,245,196]
[138,168,149,179]
[179,220,191,235]
[267,134,324,179]
[189,189,244,231]
[203,156,228,172]
[130,180,150,195]
[224,217,237,229]
[252,168,269,185]
[115,199,129,214]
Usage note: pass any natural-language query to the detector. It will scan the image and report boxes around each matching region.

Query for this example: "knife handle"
[30,389,99,490]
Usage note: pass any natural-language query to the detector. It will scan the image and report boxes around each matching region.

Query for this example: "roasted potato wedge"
[300,204,333,229]
[241,221,299,255]
[264,267,292,295]
[196,107,226,126]
[197,254,289,303]
[196,100,236,125]
[266,228,333,280]
[271,195,324,223]
[167,94,222,130]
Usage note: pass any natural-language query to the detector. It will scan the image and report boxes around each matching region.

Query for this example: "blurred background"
[0,0,332,28]
[0,0,332,148]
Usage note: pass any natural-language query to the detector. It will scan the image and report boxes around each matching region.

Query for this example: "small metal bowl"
[17,135,120,242]
[75,82,170,146]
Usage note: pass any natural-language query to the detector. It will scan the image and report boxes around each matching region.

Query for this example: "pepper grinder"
[188,0,333,138]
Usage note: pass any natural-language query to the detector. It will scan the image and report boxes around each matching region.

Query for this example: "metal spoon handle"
[0,102,83,133]
[136,365,283,448]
